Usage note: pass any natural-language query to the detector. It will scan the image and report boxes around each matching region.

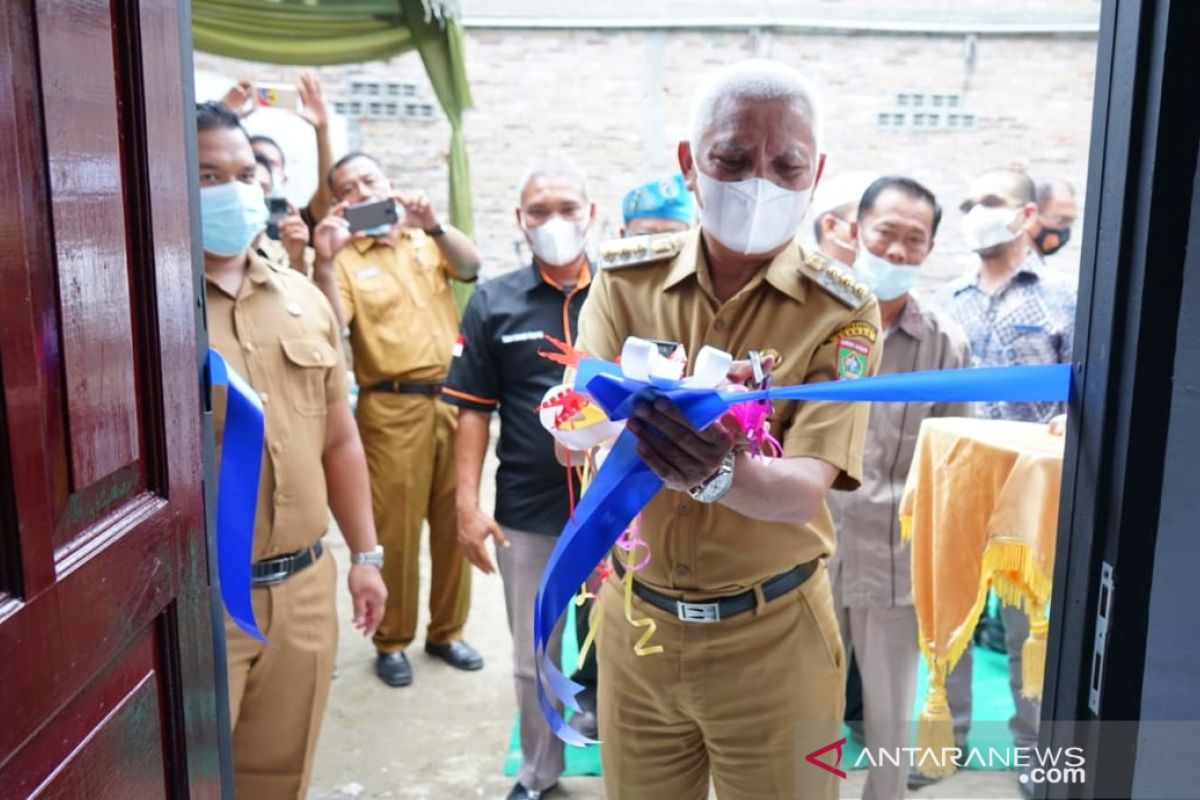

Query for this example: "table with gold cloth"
[899,417,1064,767]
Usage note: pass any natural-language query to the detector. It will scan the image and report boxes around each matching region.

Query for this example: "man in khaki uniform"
[825,176,972,800]
[197,102,387,799]
[313,152,484,687]
[573,60,881,799]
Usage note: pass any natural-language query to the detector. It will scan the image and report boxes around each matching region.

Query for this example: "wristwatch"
[688,451,736,504]
[423,224,446,237]
[351,545,385,568]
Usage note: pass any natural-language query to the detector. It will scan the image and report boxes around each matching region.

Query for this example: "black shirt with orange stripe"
[443,261,591,536]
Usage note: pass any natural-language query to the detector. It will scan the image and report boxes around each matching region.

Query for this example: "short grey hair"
[517,156,590,203]
[689,59,823,151]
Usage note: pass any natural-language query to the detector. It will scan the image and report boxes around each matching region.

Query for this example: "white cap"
[811,171,876,220]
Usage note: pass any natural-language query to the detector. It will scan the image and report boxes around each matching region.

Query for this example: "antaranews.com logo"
[804,738,1086,787]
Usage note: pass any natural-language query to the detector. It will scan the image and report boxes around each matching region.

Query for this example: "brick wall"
[194,23,1097,287]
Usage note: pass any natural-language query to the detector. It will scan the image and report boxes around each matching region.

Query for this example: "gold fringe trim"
[916,539,1054,725]
[1022,606,1049,701]
[623,567,663,657]
[915,667,958,778]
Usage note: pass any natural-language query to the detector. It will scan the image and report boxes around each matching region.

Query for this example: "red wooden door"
[0,0,223,797]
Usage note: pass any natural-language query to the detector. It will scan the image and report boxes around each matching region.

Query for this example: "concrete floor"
[305,442,1022,800]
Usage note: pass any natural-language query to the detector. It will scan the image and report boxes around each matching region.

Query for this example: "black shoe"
[424,639,484,671]
[568,709,599,740]
[907,765,943,791]
[506,782,558,800]
[376,652,412,687]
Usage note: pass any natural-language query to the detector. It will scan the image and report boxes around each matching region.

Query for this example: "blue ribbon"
[208,349,267,641]
[534,362,1071,743]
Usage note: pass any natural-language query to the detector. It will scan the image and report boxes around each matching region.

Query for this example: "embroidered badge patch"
[828,320,879,345]
[836,337,870,380]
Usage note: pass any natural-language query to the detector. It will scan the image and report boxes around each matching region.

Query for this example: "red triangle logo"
[805,737,847,780]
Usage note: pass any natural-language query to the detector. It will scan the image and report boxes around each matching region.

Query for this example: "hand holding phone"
[265,196,290,240]
[345,199,399,234]
[255,82,299,111]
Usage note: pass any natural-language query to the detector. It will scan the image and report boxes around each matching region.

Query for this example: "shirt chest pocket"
[280,336,338,417]
[354,267,407,323]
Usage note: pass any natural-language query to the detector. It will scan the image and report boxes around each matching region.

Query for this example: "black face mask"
[1034,224,1072,256]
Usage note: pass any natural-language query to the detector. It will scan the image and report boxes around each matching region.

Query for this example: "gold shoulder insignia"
[797,247,871,308]
[597,231,685,270]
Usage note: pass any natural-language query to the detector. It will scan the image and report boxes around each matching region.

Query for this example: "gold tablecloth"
[899,417,1064,768]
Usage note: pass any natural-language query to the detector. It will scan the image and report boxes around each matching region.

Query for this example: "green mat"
[505,602,1016,777]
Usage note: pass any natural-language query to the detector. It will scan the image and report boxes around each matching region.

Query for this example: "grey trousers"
[497,527,565,792]
[834,602,920,800]
[945,602,1040,749]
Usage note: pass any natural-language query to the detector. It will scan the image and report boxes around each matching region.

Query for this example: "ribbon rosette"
[533,336,1072,745]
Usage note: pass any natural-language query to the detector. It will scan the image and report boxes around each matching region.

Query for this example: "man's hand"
[627,396,735,492]
[348,564,387,635]
[1048,414,1067,436]
[220,80,256,118]
[394,191,439,231]
[279,207,310,271]
[313,201,354,264]
[457,507,509,575]
[295,71,328,130]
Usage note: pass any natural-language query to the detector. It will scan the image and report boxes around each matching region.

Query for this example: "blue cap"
[621,174,696,225]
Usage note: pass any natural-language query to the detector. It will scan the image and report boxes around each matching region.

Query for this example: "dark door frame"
[1042,0,1200,797]
[175,0,235,795]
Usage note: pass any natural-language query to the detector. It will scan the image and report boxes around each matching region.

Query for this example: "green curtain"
[193,0,475,306]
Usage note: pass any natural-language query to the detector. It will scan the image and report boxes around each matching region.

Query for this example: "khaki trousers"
[356,392,470,652]
[225,548,337,800]
[597,564,846,800]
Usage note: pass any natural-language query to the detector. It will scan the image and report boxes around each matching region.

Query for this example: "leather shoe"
[568,709,598,740]
[506,781,558,799]
[376,652,412,687]
[424,639,484,671]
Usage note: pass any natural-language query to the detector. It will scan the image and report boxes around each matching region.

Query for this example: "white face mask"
[961,204,1023,252]
[526,216,589,267]
[696,173,813,255]
[853,244,920,301]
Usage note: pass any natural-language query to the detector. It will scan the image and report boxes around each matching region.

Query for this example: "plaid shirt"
[934,250,1076,423]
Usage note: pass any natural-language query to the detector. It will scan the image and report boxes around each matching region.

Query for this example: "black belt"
[613,557,818,623]
[252,541,323,586]
[364,380,443,396]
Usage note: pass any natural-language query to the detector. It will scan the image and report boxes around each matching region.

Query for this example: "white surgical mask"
[201,181,268,257]
[853,245,920,301]
[961,204,1023,252]
[526,216,588,267]
[696,173,813,255]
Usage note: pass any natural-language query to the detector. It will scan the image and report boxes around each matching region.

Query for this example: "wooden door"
[0,0,223,797]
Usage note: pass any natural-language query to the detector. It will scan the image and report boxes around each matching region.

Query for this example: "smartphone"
[265,196,289,240]
[345,199,399,234]
[255,82,298,110]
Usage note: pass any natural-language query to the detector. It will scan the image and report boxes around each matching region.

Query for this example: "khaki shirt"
[206,253,350,561]
[255,235,314,277]
[334,228,461,387]
[576,229,882,594]
[827,294,972,608]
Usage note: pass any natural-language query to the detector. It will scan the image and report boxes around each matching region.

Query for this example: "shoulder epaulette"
[597,231,686,270]
[796,247,872,308]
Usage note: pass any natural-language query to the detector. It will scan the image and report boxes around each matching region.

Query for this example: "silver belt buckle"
[676,600,721,623]
[253,556,293,586]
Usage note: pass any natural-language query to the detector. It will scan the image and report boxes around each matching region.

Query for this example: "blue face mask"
[201,181,268,257]
[853,246,920,301]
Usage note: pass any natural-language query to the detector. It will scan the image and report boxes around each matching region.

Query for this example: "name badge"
[356,266,382,280]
